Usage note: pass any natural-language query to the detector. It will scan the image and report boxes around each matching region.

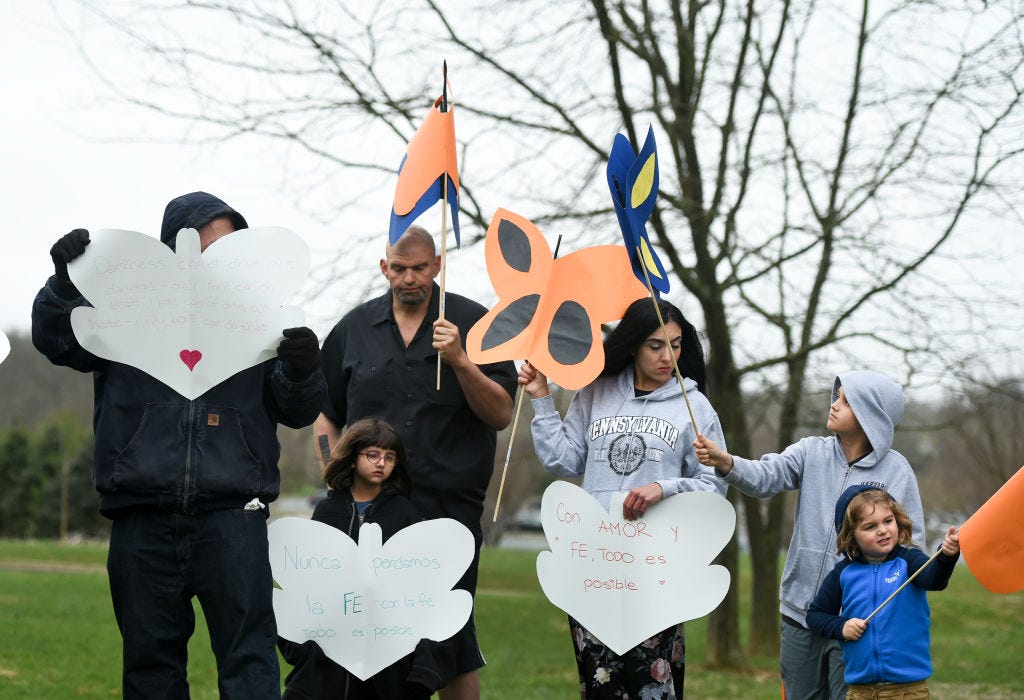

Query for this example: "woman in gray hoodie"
[693,370,925,700]
[519,297,726,700]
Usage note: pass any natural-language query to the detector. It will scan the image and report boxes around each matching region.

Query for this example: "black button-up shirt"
[320,284,517,538]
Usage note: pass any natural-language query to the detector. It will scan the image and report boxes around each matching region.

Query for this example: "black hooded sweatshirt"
[31,191,326,516]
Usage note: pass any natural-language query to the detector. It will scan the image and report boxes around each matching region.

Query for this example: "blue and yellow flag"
[606,126,669,295]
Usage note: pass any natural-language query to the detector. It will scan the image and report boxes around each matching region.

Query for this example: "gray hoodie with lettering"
[722,370,925,627]
[530,366,727,511]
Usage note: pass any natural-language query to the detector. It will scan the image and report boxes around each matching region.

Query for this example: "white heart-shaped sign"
[68,228,308,399]
[270,517,474,680]
[0,330,9,365]
[536,481,734,655]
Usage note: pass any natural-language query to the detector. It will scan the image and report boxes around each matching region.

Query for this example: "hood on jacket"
[833,483,885,533]
[160,191,248,249]
[833,370,905,462]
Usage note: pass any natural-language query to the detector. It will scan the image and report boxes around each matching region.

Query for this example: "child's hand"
[517,361,550,399]
[842,618,868,641]
[692,436,734,474]
[941,526,960,556]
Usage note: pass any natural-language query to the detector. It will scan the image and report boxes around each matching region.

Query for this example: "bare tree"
[935,373,1024,511]
[60,0,1024,666]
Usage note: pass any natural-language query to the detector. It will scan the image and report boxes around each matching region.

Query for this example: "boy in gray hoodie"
[693,370,924,700]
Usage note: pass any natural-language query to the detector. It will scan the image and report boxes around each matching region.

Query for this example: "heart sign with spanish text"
[67,227,308,399]
[270,517,474,680]
[536,481,734,655]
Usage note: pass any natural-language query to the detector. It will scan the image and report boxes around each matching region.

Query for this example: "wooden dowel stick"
[636,248,699,431]
[436,173,449,391]
[492,386,527,522]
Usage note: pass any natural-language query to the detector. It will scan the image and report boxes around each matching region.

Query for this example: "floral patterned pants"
[568,616,685,699]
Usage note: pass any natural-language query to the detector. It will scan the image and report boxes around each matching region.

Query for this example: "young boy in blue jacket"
[806,485,959,699]
[693,370,925,700]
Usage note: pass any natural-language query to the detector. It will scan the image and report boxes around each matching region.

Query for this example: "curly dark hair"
[322,418,412,496]
[836,490,914,559]
[599,297,708,395]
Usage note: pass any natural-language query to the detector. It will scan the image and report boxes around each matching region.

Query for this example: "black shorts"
[407,550,485,690]
[409,612,485,690]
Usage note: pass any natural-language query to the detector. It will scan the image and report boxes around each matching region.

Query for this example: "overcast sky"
[2,4,296,333]
[3,3,1021,393]
[0,3,493,339]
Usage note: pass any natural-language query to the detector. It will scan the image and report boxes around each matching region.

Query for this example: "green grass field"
[1,539,1022,698]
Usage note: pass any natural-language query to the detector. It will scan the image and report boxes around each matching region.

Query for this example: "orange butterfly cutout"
[467,209,648,390]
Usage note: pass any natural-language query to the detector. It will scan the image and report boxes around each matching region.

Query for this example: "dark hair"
[322,418,412,496]
[600,298,708,395]
[836,490,914,559]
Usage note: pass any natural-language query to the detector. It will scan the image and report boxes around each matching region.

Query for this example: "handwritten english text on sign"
[67,227,308,399]
[536,481,734,655]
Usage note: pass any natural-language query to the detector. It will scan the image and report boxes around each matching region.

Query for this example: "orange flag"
[466,209,647,390]
[389,92,460,246]
[958,465,1024,594]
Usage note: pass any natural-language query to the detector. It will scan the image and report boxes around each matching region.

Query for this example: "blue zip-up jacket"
[31,192,327,516]
[806,545,958,684]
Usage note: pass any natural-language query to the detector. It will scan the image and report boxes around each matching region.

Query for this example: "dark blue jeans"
[107,509,279,699]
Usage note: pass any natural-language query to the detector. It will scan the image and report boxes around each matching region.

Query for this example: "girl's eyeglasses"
[359,450,398,467]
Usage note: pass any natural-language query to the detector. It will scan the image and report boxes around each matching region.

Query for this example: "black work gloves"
[277,327,322,381]
[49,228,90,298]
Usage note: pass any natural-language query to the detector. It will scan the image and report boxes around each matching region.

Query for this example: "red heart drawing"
[179,349,203,371]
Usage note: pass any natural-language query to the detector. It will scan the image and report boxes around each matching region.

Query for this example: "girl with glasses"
[280,417,435,699]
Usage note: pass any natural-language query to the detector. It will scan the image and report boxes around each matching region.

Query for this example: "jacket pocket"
[347,356,395,416]
[192,405,266,497]
[781,546,833,611]
[109,402,183,494]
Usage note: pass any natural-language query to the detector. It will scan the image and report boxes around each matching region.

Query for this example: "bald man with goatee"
[314,226,516,700]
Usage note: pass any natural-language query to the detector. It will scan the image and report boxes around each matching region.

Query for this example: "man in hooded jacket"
[32,191,327,699]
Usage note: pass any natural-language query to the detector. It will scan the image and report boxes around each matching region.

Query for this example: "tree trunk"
[744,493,784,656]
[701,299,748,667]
[705,494,745,668]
